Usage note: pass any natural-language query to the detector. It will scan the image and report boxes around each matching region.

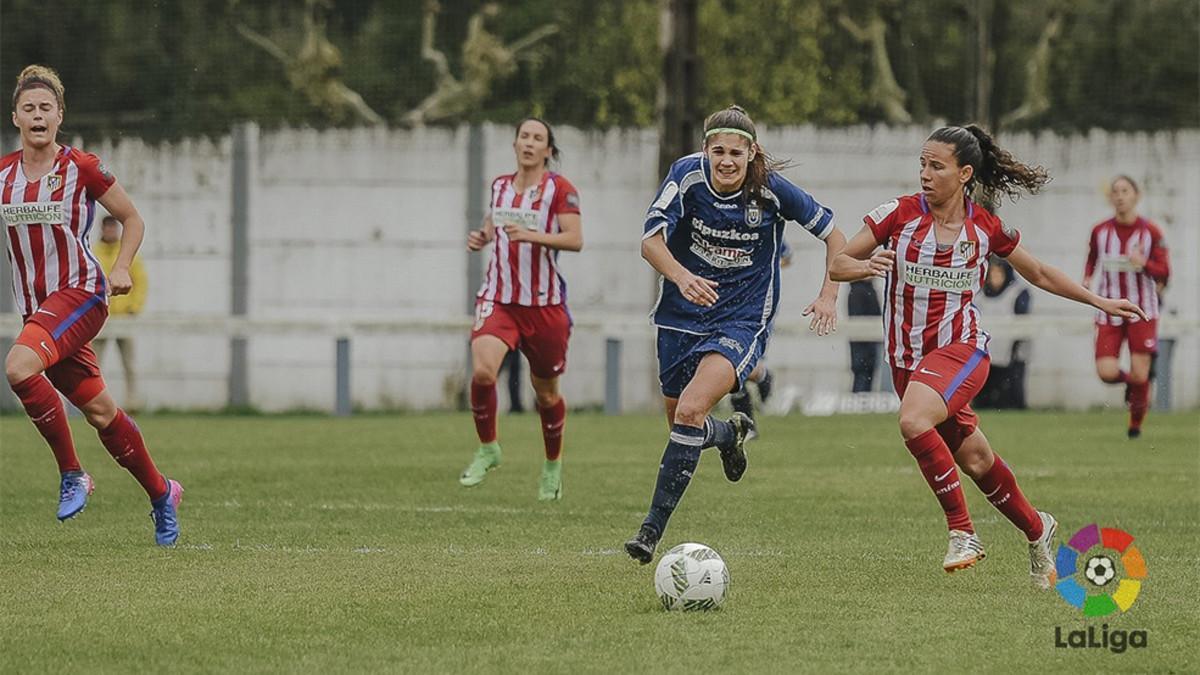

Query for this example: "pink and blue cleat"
[150,478,184,546]
[57,471,94,521]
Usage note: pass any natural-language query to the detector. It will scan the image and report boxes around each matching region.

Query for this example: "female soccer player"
[830,125,1145,586]
[460,117,582,501]
[3,65,182,545]
[1083,175,1170,438]
[625,105,845,563]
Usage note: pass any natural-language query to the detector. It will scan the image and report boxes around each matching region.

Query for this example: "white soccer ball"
[1085,555,1116,586]
[654,542,730,611]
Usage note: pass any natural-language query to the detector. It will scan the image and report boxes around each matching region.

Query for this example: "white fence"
[1,124,1197,413]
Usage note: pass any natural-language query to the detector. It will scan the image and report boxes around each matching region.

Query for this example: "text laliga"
[1054,625,1148,653]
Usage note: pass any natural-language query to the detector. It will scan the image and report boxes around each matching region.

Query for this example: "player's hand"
[467,229,491,250]
[502,224,536,243]
[1097,297,1148,322]
[864,249,896,278]
[674,273,719,307]
[1127,251,1146,270]
[108,267,133,296]
[802,295,838,336]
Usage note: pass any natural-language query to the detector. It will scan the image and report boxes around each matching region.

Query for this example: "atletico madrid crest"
[958,240,977,259]
[45,174,62,191]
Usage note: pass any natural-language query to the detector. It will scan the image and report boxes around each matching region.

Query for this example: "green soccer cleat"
[538,459,562,501]
[459,443,501,487]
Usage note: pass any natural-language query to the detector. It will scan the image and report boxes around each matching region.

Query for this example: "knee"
[1096,363,1121,383]
[471,368,497,387]
[534,389,560,409]
[954,449,988,479]
[82,401,117,429]
[898,411,935,441]
[5,350,40,387]
[673,399,708,428]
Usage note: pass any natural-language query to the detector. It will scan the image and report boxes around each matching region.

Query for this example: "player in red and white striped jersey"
[3,65,182,545]
[459,117,583,500]
[1083,175,1171,438]
[832,125,1144,585]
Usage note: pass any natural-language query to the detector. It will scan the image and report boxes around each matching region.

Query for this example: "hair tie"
[704,127,754,141]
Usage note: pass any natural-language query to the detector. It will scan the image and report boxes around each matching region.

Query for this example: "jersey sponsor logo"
[45,174,62,191]
[717,336,744,354]
[652,181,679,210]
[690,234,753,268]
[493,206,541,231]
[1100,256,1139,272]
[745,200,762,227]
[692,218,759,241]
[713,201,738,210]
[903,261,975,292]
[866,199,899,225]
[1,201,65,226]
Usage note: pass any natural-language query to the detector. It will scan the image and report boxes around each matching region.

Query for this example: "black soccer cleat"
[718,413,754,482]
[1127,427,1141,439]
[624,525,660,565]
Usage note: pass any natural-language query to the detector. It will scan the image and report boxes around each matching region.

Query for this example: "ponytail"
[928,125,1050,210]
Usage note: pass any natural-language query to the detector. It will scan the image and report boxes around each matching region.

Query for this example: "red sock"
[12,375,80,473]
[470,380,498,444]
[98,410,167,500]
[537,397,566,461]
[972,454,1042,541]
[905,429,974,533]
[1128,379,1150,430]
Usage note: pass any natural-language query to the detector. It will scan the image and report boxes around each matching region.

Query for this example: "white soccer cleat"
[1029,511,1058,590]
[943,529,986,573]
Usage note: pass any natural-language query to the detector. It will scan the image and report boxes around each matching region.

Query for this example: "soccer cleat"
[943,530,986,572]
[459,443,501,487]
[717,413,754,482]
[1029,511,1058,590]
[538,459,562,501]
[730,390,758,441]
[624,525,660,565]
[57,471,94,521]
[150,478,183,547]
[1127,427,1141,439]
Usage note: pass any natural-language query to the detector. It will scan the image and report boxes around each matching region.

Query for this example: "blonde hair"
[12,65,65,110]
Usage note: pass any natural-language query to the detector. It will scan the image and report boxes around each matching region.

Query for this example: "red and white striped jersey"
[1084,217,1169,326]
[1,147,113,316]
[477,171,580,306]
[865,193,1020,370]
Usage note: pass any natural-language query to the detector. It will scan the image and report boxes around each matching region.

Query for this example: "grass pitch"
[1,410,1197,673]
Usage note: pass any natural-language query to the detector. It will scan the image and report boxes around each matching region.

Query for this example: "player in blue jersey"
[625,106,846,563]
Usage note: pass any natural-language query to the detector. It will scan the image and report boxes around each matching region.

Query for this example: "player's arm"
[801,226,847,336]
[467,214,494,251]
[97,182,146,297]
[1082,229,1098,288]
[1007,244,1146,321]
[503,212,583,252]
[641,233,718,307]
[829,224,896,282]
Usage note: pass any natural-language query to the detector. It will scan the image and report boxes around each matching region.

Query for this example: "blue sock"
[703,415,734,450]
[642,424,704,536]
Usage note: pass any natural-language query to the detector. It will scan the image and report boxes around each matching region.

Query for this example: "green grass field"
[1,410,1197,673]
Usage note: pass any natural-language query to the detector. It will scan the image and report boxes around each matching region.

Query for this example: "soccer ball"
[1085,555,1116,586]
[654,542,730,611]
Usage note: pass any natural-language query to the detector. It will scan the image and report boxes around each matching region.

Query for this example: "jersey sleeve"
[643,160,689,240]
[771,175,834,240]
[1084,225,1100,278]
[863,199,901,245]
[74,151,116,199]
[1143,224,1170,283]
[989,217,1021,258]
[550,175,580,216]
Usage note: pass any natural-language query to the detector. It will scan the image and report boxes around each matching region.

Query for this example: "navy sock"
[703,415,734,450]
[642,424,704,537]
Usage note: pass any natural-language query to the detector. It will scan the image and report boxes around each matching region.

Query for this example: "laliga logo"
[1053,523,1148,653]
[1055,523,1146,615]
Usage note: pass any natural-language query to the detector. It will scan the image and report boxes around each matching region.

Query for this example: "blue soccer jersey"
[642,153,834,334]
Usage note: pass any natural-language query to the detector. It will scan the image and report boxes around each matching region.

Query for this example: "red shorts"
[1095,319,1158,359]
[892,342,991,451]
[471,300,571,379]
[16,287,108,405]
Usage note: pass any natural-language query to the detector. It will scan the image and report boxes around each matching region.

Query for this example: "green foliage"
[0,0,1194,141]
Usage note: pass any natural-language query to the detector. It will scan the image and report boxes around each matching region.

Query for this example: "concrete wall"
[3,125,1196,412]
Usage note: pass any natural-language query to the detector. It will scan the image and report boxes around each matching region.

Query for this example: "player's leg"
[516,303,571,500]
[626,352,737,564]
[898,344,988,572]
[1094,323,1125,385]
[461,301,518,486]
[530,373,565,501]
[954,427,1056,588]
[1125,320,1157,438]
[729,361,767,439]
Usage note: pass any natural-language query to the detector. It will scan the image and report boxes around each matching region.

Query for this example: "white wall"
[6,125,1194,412]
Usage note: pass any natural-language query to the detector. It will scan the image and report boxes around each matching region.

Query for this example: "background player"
[830,125,1145,586]
[625,105,845,563]
[3,65,182,545]
[460,117,582,501]
[1083,175,1171,438]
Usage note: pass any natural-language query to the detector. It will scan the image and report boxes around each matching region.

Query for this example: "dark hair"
[927,124,1050,210]
[515,117,560,166]
[102,215,119,226]
[1111,174,1140,194]
[702,105,790,200]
